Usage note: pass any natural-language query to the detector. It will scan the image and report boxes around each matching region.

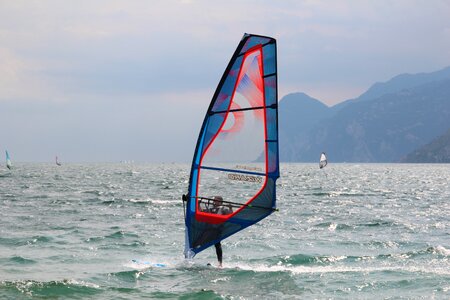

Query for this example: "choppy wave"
[264,246,450,268]
[227,262,450,276]
[0,236,52,247]
[0,256,37,265]
[218,246,450,277]
[0,280,101,298]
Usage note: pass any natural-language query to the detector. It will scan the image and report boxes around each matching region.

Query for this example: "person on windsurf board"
[182,34,279,268]
[200,196,232,267]
[183,195,233,267]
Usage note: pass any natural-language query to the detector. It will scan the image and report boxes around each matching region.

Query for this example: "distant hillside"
[400,128,450,163]
[331,66,450,112]
[278,93,332,160]
[358,66,450,102]
[279,66,450,162]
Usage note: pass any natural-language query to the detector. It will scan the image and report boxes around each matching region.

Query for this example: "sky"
[1,0,450,162]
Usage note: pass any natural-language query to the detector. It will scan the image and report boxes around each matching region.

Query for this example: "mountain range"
[279,66,450,162]
[400,128,450,163]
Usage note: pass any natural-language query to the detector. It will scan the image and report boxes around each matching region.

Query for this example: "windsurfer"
[209,196,232,215]
[183,34,279,269]
[208,196,232,267]
[194,196,233,267]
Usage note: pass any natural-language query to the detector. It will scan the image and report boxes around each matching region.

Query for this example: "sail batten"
[184,34,279,257]
[200,165,266,177]
[210,103,276,115]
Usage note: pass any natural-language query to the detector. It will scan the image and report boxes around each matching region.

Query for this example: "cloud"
[0,47,64,102]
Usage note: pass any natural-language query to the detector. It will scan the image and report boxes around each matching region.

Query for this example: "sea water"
[0,163,449,299]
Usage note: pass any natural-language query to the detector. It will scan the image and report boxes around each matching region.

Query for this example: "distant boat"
[319,152,327,169]
[6,150,12,170]
[55,155,62,166]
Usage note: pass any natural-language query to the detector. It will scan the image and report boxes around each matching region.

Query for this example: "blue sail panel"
[184,34,279,257]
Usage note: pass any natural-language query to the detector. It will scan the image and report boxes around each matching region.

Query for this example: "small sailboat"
[182,34,280,260]
[319,152,327,169]
[55,155,62,166]
[6,150,12,170]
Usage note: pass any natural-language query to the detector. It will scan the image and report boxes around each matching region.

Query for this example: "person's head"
[213,196,223,207]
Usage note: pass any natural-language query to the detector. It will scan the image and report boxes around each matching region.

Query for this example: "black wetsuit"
[214,242,222,265]
[187,196,229,266]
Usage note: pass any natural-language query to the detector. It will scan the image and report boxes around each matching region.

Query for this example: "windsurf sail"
[56,155,62,166]
[319,152,327,169]
[6,150,12,170]
[183,33,279,258]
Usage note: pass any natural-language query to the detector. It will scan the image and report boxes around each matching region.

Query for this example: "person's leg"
[214,242,222,267]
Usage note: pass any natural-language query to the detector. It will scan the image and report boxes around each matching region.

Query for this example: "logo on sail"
[227,173,262,183]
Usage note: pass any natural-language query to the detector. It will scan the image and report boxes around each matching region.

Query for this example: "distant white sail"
[319,152,327,169]
[56,155,62,166]
[6,150,12,170]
